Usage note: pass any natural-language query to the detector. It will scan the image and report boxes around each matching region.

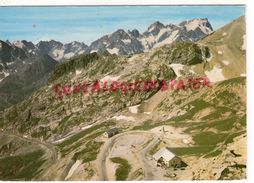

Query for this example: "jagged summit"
[87,18,213,54]
[147,21,165,31]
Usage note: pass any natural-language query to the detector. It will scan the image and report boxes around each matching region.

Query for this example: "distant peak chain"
[87,17,213,55]
[0,17,213,62]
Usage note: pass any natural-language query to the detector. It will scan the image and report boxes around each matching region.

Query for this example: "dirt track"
[2,132,57,161]
[96,130,160,180]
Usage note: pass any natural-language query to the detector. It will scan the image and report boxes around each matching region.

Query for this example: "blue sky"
[0,6,245,44]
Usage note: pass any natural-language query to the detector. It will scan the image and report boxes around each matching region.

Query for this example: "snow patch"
[183,139,191,144]
[112,115,135,122]
[140,34,156,51]
[81,124,93,130]
[75,69,82,75]
[240,73,246,77]
[169,64,184,77]
[205,66,225,82]
[139,38,150,51]
[6,62,14,66]
[122,39,131,44]
[13,41,24,48]
[52,49,64,60]
[3,71,9,77]
[207,52,213,62]
[218,51,223,55]
[78,50,85,54]
[145,35,156,45]
[90,50,97,53]
[185,19,212,34]
[222,32,227,36]
[155,30,179,47]
[222,60,230,65]
[52,136,69,144]
[101,75,121,83]
[189,69,196,74]
[156,28,170,41]
[128,105,140,114]
[64,52,75,59]
[148,24,158,32]
[107,48,119,54]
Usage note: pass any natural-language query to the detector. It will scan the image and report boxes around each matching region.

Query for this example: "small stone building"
[153,147,182,168]
[104,128,119,138]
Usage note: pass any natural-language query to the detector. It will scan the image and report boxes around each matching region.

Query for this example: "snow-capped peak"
[1,17,214,61]
[180,18,213,34]
[86,17,213,55]
[13,40,25,48]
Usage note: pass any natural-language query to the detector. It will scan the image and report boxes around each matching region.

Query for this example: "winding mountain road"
[4,133,58,162]
[96,130,160,180]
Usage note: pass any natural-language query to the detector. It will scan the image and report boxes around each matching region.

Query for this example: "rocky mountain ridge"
[0,17,212,63]
[86,18,213,54]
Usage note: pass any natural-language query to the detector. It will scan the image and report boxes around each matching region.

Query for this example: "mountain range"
[0,16,246,181]
[0,18,213,78]
[0,18,214,110]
